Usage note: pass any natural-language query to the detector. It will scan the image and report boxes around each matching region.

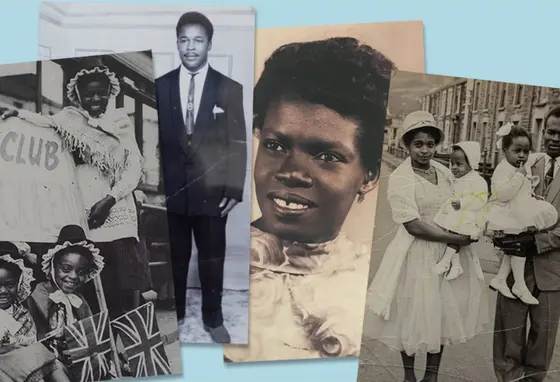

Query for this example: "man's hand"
[0,107,18,120]
[219,197,239,218]
[493,231,537,256]
[88,195,117,229]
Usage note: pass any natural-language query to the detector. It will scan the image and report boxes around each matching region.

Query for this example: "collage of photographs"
[0,1,559,381]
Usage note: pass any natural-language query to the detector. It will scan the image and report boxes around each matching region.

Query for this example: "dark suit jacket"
[155,65,247,217]
[530,154,560,291]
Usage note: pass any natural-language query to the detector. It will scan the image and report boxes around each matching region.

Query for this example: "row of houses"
[386,77,560,168]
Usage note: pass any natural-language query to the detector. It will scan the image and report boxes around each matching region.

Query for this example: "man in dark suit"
[155,11,247,343]
[493,106,560,381]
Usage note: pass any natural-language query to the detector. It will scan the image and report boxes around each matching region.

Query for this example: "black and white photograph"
[0,52,182,381]
[221,20,425,363]
[361,71,560,381]
[38,2,255,345]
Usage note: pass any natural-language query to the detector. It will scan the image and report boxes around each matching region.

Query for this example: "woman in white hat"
[365,111,489,382]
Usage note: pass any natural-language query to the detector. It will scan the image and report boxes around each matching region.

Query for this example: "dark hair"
[176,11,214,41]
[0,259,22,279]
[545,106,560,128]
[53,246,94,266]
[402,126,443,148]
[501,125,532,150]
[253,37,395,178]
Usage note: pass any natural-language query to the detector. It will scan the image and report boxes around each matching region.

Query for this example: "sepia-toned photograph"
[360,71,560,381]
[222,20,425,363]
[0,52,181,381]
[38,2,255,345]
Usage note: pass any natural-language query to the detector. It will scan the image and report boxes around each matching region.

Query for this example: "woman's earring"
[358,192,365,203]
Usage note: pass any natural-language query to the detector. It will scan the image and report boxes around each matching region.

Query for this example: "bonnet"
[42,225,104,284]
[452,141,481,171]
[0,242,34,304]
[66,56,121,107]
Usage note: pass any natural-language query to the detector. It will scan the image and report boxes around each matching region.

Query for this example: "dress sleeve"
[16,109,58,128]
[387,170,421,224]
[107,110,143,203]
[491,163,524,202]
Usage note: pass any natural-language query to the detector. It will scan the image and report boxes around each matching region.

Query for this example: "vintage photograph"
[222,21,425,363]
[360,71,560,381]
[38,2,255,345]
[0,52,181,381]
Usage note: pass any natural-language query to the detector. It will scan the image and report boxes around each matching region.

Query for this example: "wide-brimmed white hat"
[399,110,444,147]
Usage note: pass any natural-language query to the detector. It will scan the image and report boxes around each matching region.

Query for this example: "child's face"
[504,136,530,168]
[254,99,369,243]
[450,148,472,178]
[0,268,19,309]
[78,79,110,118]
[54,252,91,294]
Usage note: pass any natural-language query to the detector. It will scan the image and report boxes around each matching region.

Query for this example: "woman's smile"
[268,192,317,217]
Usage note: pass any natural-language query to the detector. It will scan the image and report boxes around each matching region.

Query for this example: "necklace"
[413,166,435,175]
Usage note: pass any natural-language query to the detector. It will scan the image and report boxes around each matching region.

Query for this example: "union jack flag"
[63,311,112,382]
[110,302,172,377]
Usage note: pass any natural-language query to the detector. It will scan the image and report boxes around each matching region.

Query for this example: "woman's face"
[407,131,437,166]
[0,267,19,309]
[254,99,373,243]
[78,79,110,118]
[54,251,91,294]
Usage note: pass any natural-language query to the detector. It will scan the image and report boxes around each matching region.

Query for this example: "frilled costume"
[0,254,61,382]
[223,223,370,362]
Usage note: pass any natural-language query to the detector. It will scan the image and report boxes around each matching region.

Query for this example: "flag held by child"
[63,310,112,382]
[110,301,171,377]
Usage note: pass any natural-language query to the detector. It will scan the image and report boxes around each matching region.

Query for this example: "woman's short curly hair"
[253,37,395,179]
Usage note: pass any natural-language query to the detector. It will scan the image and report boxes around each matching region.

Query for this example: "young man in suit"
[493,106,560,381]
[155,11,247,343]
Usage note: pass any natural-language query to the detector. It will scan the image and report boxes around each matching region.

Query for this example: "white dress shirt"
[179,62,209,128]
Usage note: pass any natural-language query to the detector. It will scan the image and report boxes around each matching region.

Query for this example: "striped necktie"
[546,157,556,189]
[185,72,198,143]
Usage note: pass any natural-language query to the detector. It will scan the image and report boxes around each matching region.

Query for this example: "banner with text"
[0,116,87,242]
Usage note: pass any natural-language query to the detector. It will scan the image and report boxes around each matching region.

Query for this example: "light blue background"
[3,0,560,381]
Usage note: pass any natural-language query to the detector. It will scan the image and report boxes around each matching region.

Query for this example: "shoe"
[489,278,516,299]
[511,284,539,305]
[445,263,464,281]
[204,324,231,343]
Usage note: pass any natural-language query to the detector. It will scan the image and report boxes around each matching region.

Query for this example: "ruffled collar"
[250,221,361,275]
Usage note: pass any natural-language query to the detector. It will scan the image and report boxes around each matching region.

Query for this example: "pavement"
[360,153,560,382]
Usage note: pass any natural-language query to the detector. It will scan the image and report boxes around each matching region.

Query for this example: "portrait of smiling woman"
[223,37,395,362]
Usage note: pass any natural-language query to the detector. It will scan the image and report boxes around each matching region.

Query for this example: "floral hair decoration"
[495,122,514,150]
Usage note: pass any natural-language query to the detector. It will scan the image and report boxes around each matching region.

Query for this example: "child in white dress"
[486,123,558,305]
[433,141,488,280]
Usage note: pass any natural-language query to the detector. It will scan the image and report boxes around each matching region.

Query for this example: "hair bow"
[496,122,514,149]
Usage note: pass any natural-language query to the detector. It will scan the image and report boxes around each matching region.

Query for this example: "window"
[455,89,460,113]
[473,82,480,110]
[537,86,546,104]
[534,118,543,150]
[514,85,523,105]
[472,122,477,141]
[484,82,491,109]
[499,83,506,108]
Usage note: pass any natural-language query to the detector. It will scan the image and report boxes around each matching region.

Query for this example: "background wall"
[38,2,255,291]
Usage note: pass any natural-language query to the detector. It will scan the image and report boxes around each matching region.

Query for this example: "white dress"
[433,170,488,238]
[364,168,489,355]
[486,159,558,234]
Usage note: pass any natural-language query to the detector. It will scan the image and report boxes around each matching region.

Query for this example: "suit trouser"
[493,258,560,382]
[167,211,227,328]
